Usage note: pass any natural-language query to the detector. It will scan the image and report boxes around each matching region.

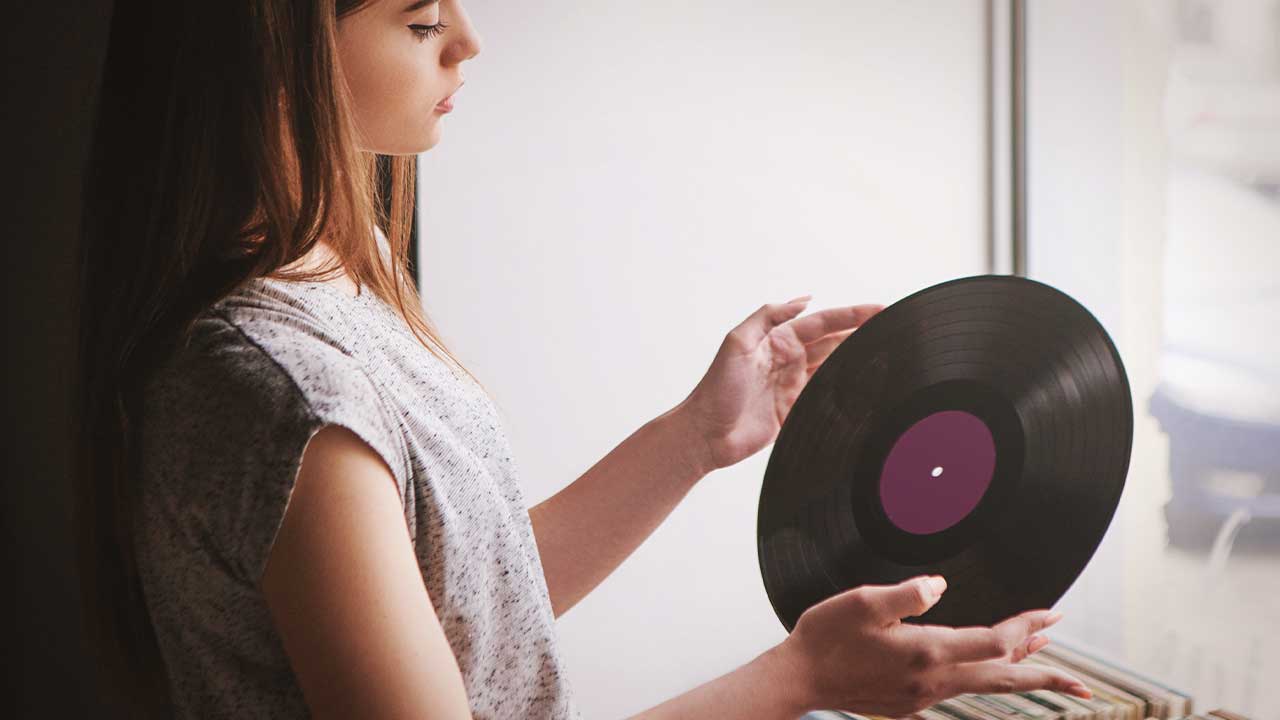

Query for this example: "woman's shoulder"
[142,276,412,487]
[137,280,414,581]
[149,280,369,419]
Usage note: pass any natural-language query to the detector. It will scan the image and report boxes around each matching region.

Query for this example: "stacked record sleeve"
[798,642,1253,720]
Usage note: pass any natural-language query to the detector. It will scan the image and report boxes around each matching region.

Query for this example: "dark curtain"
[4,1,115,715]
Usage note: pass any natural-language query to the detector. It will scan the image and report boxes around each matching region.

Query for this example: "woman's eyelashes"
[409,21,449,41]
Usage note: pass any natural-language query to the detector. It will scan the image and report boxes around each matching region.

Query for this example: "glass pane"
[1028,1,1280,718]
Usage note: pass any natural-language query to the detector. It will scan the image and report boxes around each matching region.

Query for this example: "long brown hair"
[72,1,485,715]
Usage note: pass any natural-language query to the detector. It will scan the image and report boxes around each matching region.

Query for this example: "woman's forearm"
[626,644,814,720]
[527,400,712,618]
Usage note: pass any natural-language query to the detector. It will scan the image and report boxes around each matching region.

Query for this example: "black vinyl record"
[757,274,1133,631]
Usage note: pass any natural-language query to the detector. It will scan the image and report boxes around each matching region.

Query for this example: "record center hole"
[931,466,944,478]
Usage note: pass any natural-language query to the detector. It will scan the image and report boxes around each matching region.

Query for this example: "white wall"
[417,2,989,716]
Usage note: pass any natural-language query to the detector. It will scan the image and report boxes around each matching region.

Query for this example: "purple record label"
[878,410,997,535]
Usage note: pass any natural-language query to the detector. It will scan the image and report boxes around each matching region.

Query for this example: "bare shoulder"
[261,424,473,720]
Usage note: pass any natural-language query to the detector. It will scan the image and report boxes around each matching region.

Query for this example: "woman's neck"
[277,239,361,298]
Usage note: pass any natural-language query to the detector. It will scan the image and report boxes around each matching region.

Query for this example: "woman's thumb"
[857,575,947,624]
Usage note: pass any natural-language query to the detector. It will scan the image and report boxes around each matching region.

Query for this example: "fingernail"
[1045,611,1064,625]
[928,576,947,598]
[1068,684,1092,699]
[1027,635,1050,654]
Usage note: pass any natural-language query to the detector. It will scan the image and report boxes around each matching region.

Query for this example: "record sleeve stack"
[798,641,1254,720]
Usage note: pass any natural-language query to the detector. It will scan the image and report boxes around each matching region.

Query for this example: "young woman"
[73,1,1092,718]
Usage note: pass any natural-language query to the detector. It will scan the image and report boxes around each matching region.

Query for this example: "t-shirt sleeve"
[139,312,412,586]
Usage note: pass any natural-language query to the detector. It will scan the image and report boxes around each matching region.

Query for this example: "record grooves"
[757,275,1134,631]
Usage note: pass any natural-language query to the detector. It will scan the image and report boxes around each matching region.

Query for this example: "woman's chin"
[416,123,444,153]
[363,119,445,155]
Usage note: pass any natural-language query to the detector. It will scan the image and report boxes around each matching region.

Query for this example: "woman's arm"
[625,644,809,720]
[528,299,883,619]
[261,425,473,720]
[527,400,710,618]
[626,578,1090,720]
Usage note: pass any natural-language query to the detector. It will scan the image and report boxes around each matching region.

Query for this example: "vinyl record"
[757,274,1133,631]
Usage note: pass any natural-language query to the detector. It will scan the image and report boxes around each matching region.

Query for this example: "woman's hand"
[770,576,1092,717]
[679,296,885,474]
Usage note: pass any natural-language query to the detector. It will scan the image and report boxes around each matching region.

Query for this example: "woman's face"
[336,0,482,155]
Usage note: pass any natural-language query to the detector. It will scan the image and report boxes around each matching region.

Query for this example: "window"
[1023,2,1280,717]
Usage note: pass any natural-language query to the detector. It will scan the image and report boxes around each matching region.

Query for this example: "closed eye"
[409,22,449,41]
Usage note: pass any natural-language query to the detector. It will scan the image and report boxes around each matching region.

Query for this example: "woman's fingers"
[1024,635,1052,660]
[788,304,885,345]
[730,300,811,348]
[903,625,1047,667]
[938,660,1092,700]
[903,609,1062,665]
[804,329,853,370]
[992,609,1062,662]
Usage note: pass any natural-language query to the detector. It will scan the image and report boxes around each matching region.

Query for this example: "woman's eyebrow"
[403,0,440,11]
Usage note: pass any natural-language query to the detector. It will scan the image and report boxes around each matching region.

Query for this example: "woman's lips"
[436,81,462,113]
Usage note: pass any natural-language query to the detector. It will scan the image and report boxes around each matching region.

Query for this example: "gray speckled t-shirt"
[134,275,581,719]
